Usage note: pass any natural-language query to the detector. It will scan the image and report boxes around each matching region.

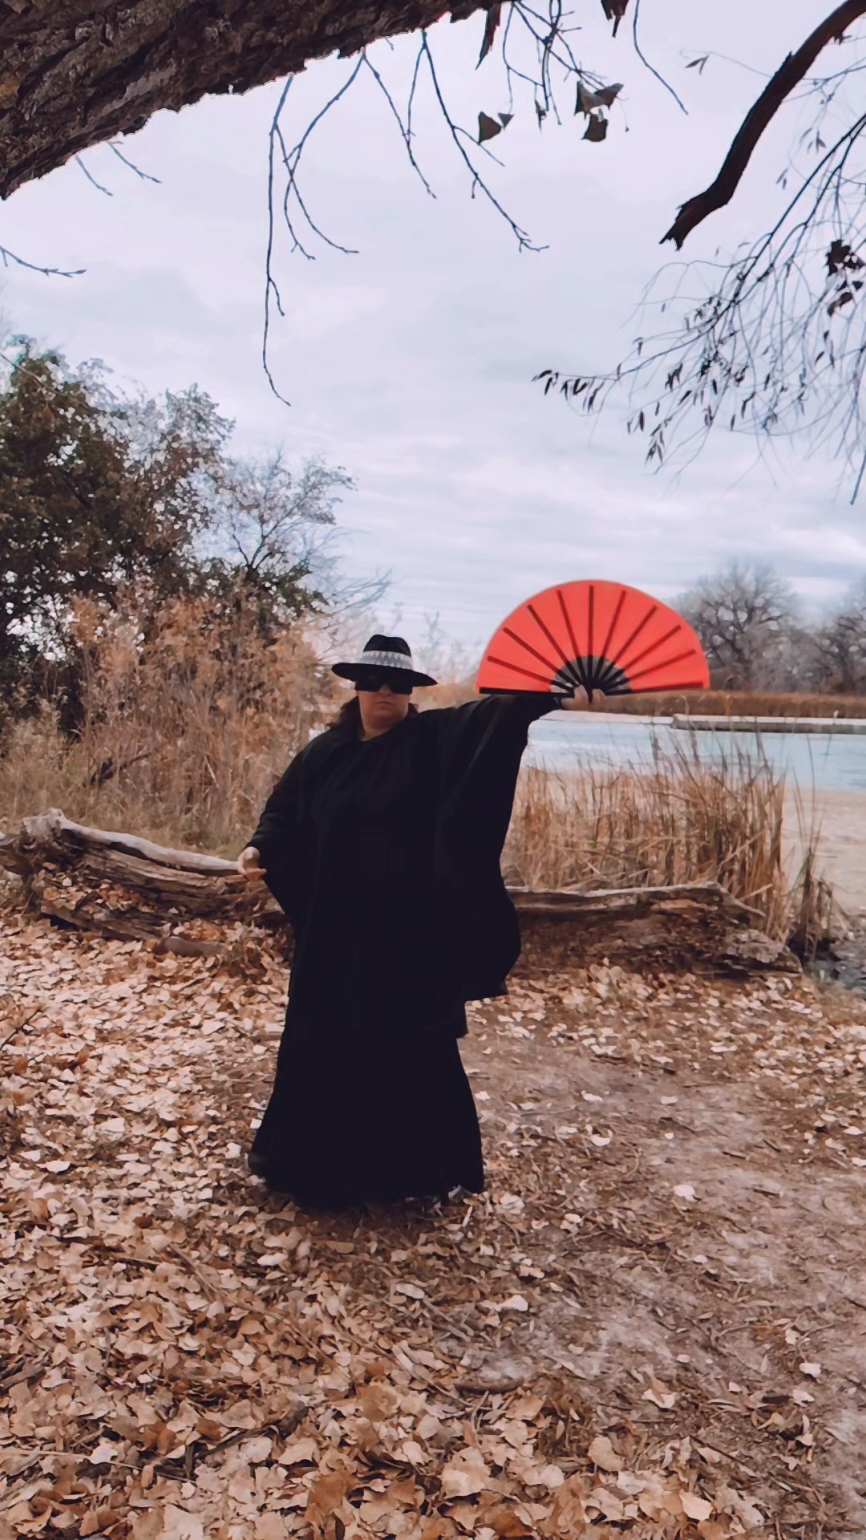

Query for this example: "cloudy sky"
[3,0,864,652]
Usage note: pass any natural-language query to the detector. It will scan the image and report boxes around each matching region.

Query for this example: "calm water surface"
[526,715,866,793]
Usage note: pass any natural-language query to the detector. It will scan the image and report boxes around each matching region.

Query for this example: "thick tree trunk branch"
[0,1,486,198]
[663,0,866,249]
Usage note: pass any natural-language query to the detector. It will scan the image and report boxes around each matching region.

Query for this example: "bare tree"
[678,563,800,690]
[813,579,866,692]
[202,451,389,627]
[203,453,354,617]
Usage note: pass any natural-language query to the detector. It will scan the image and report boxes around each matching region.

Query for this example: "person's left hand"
[559,686,606,711]
[238,845,266,881]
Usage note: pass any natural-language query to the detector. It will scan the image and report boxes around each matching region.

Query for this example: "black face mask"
[354,668,413,696]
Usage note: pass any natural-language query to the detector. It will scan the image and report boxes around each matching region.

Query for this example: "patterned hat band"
[331,635,437,687]
[351,649,417,671]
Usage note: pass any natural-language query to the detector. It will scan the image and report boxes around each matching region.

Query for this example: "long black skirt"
[248,1007,484,1205]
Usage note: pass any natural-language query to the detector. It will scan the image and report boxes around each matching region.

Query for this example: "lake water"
[526,715,866,793]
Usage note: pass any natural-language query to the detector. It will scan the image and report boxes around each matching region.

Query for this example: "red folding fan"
[477,579,710,698]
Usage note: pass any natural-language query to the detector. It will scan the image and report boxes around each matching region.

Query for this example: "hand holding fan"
[477,579,709,699]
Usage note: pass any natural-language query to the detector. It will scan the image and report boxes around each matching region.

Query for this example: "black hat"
[331,634,436,688]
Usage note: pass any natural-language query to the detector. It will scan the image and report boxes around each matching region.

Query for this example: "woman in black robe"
[238,634,579,1206]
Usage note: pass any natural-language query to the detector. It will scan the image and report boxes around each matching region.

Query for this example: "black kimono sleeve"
[426,692,559,999]
[434,693,557,857]
[248,751,311,927]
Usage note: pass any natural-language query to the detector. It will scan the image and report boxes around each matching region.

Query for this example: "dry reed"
[504,736,832,950]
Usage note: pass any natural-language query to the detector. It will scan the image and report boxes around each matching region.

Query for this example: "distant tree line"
[679,561,866,695]
[0,342,360,735]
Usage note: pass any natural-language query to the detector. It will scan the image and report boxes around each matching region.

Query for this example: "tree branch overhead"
[663,0,866,248]
[0,0,488,197]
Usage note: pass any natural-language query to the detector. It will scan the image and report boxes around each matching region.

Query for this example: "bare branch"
[108,143,162,185]
[361,51,435,198]
[419,30,544,251]
[0,248,84,279]
[631,0,687,116]
[538,43,866,495]
[262,77,293,410]
[664,0,866,248]
[76,157,113,196]
[257,2,648,404]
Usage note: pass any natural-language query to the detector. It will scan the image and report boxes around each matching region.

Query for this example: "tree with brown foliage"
[0,345,228,711]
[0,343,361,730]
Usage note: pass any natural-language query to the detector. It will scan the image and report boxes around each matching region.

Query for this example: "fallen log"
[0,809,265,940]
[511,883,798,976]
[0,809,798,974]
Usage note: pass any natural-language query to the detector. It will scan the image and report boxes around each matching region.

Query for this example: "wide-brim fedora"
[331,633,437,688]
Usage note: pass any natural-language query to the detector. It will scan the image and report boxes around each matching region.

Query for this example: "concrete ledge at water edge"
[671,715,866,734]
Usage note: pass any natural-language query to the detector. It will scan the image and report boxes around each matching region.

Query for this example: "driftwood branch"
[663,0,866,249]
[0,810,798,974]
[0,809,271,955]
[512,882,797,976]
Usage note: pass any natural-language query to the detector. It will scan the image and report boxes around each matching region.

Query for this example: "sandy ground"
[789,790,866,917]
[3,917,866,1536]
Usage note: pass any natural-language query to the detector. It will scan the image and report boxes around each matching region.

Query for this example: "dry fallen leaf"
[587,1434,622,1473]
[716,1483,765,1529]
[681,1491,714,1522]
[441,1446,490,1498]
[642,1378,678,1410]
[498,1193,525,1215]
[501,1293,530,1312]
[542,1473,589,1536]
[305,1469,354,1526]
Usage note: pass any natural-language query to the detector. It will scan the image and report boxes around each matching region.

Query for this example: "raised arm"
[428,693,556,870]
[430,686,601,865]
[431,687,576,782]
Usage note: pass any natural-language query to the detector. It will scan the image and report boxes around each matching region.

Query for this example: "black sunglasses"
[354,668,413,696]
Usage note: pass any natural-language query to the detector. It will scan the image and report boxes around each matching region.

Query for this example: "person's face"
[355,670,412,736]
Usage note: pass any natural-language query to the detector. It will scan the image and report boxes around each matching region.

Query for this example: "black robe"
[248,693,556,1204]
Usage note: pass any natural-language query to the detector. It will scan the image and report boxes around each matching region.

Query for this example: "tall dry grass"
[504,738,832,951]
[0,595,343,853]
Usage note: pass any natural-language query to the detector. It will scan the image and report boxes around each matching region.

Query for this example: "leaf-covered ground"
[2,915,866,1539]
